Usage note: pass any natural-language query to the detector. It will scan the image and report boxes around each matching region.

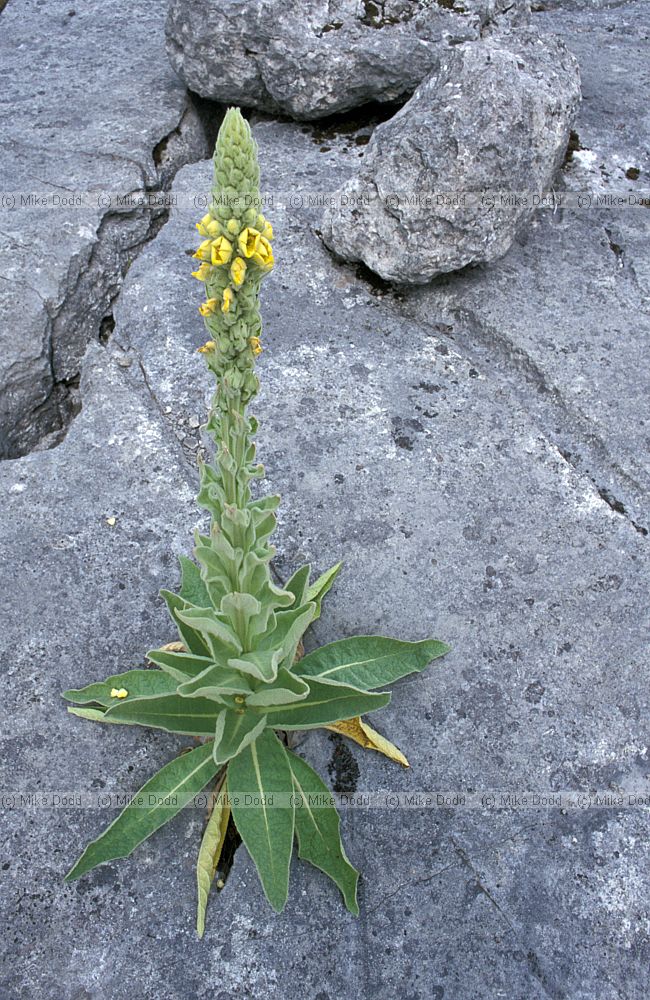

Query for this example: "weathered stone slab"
[0,0,210,459]
[165,0,530,120]
[0,341,210,998]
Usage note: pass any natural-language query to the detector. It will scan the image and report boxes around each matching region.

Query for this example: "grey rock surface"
[322,28,581,282]
[1,3,649,999]
[406,1,650,532]
[165,0,530,120]
[0,341,208,999]
[2,95,647,997]
[0,0,212,459]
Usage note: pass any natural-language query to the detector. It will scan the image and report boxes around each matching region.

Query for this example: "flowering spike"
[192,108,273,407]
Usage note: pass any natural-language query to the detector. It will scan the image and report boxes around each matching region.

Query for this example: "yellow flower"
[257,214,274,240]
[222,287,234,313]
[230,256,247,286]
[198,298,219,317]
[252,235,274,269]
[197,340,216,354]
[110,688,128,699]
[211,236,233,266]
[206,219,221,237]
[191,263,211,282]
[226,218,239,235]
[249,336,262,356]
[238,227,262,258]
[195,212,212,236]
[192,239,212,260]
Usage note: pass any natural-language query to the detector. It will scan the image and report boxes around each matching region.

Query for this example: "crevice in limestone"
[98,314,116,345]
[246,98,401,148]
[593,484,647,537]
[397,299,649,537]
[563,129,584,166]
[214,816,242,892]
[360,0,416,29]
[1,94,222,462]
[304,100,402,147]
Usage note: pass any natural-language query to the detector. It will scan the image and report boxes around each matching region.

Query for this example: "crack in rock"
[0,99,216,461]
[401,300,650,538]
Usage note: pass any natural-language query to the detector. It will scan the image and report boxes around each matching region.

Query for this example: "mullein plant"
[63,109,449,934]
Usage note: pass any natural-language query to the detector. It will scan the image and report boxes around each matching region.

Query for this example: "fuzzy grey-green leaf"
[161,589,211,657]
[228,728,295,912]
[104,693,221,736]
[146,648,215,681]
[179,554,211,607]
[177,663,253,702]
[295,636,450,690]
[306,562,342,620]
[62,669,178,707]
[285,564,311,607]
[261,677,390,730]
[287,750,359,915]
[213,709,267,765]
[196,778,230,938]
[66,743,219,882]
[246,668,309,707]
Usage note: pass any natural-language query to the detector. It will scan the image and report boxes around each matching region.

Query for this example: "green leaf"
[257,603,316,666]
[261,678,390,731]
[296,636,450,690]
[176,607,243,655]
[220,592,262,638]
[213,709,267,765]
[104,693,221,736]
[228,729,295,912]
[62,669,178,707]
[66,742,218,882]
[239,550,273,595]
[248,493,280,515]
[177,664,253,702]
[146,648,215,682]
[284,564,311,607]
[287,751,359,915]
[246,668,309,707]
[306,562,342,621]
[196,777,231,938]
[67,706,121,724]
[161,589,211,657]
[228,648,284,683]
[179,554,211,607]
[194,538,235,607]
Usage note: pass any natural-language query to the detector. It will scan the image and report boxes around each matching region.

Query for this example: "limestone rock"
[321,28,581,282]
[0,0,210,459]
[165,0,530,120]
[1,92,649,996]
[2,3,649,996]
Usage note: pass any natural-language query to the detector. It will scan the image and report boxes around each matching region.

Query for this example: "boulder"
[165,0,530,120]
[321,28,581,282]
